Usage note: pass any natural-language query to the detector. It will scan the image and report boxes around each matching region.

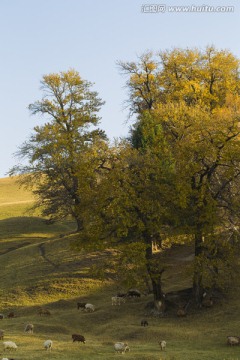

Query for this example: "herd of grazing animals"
[0,290,165,357]
[0,289,237,357]
[0,308,55,357]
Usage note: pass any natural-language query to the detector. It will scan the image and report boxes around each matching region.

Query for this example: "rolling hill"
[0,176,239,360]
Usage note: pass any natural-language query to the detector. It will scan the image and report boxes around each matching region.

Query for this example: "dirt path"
[38,243,58,268]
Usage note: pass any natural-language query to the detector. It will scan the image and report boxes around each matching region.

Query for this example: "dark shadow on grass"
[0,216,75,239]
[0,241,31,255]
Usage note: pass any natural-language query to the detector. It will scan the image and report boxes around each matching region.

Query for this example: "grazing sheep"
[38,308,51,316]
[2,358,16,360]
[84,303,95,312]
[227,336,240,346]
[141,320,148,327]
[114,342,130,354]
[159,340,166,351]
[43,340,53,351]
[0,329,4,340]
[72,334,86,343]
[112,296,126,306]
[24,323,34,334]
[0,314,4,320]
[3,341,17,351]
[77,302,87,310]
[7,313,14,319]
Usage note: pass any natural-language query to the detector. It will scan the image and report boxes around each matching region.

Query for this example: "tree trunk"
[151,269,166,312]
[193,227,204,306]
[76,217,84,232]
[145,240,165,312]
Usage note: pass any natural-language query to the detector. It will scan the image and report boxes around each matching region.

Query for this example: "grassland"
[0,176,240,359]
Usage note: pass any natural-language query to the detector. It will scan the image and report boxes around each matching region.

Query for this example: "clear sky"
[0,0,239,178]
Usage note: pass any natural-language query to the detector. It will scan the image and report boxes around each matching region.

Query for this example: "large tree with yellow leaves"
[119,47,240,304]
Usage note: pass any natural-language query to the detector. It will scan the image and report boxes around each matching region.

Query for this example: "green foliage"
[6,48,240,304]
[9,69,108,229]
[86,244,148,289]
[192,231,238,290]
[74,142,181,301]
[119,46,240,298]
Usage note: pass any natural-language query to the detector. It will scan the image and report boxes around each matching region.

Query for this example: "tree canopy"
[10,48,240,309]
[118,46,240,303]
[10,69,108,231]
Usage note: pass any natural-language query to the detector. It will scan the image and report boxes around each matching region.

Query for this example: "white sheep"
[159,340,166,351]
[114,342,130,353]
[227,336,240,346]
[43,339,53,351]
[84,303,95,312]
[3,341,17,351]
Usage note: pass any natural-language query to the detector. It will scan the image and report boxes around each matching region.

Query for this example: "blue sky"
[0,0,239,177]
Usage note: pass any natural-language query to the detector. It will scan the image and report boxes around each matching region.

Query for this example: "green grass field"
[0,176,239,359]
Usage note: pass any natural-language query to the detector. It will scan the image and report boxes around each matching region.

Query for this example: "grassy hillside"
[0,176,239,359]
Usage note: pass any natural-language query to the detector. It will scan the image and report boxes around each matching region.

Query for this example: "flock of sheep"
[0,308,69,359]
[1,288,238,359]
[0,289,168,358]
[0,305,133,358]
[75,290,167,354]
[0,321,52,359]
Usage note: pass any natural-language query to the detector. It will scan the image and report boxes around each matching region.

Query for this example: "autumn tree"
[76,140,180,310]
[9,69,107,231]
[119,47,240,304]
